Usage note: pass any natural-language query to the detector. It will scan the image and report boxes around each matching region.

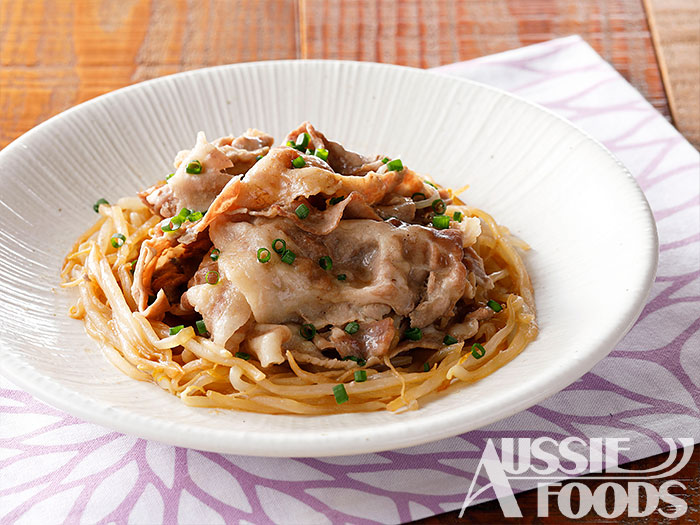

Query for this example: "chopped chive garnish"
[257,247,271,263]
[471,343,486,359]
[300,323,316,340]
[453,211,463,222]
[210,248,220,261]
[280,250,296,265]
[286,140,295,148]
[292,155,306,169]
[425,181,437,189]
[306,148,315,154]
[272,238,286,254]
[337,274,347,281]
[344,322,359,335]
[177,208,191,219]
[412,192,426,201]
[329,196,345,205]
[404,327,423,341]
[166,172,175,180]
[487,299,503,312]
[196,319,207,335]
[354,370,367,382]
[205,270,220,285]
[186,160,202,174]
[295,203,310,219]
[128,259,137,275]
[381,157,390,164]
[443,334,458,345]
[110,233,126,248]
[315,148,329,161]
[423,362,430,372]
[256,154,263,161]
[187,211,203,222]
[93,198,109,213]
[386,159,403,171]
[319,256,333,271]
[431,199,446,214]
[295,132,311,150]
[235,352,251,361]
[433,215,450,229]
[344,355,367,366]
[169,325,184,336]
[333,384,349,404]
[161,217,183,233]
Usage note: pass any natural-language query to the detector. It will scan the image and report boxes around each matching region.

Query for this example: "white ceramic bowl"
[0,61,657,457]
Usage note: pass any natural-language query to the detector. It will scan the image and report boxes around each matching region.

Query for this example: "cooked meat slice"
[374,195,416,222]
[324,318,397,360]
[206,217,467,330]
[195,146,425,233]
[149,235,212,304]
[213,129,274,175]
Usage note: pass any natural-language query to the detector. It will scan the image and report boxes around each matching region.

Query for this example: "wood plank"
[644,0,700,148]
[299,0,670,119]
[0,0,299,148]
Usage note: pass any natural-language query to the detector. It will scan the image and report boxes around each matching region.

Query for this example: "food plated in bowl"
[0,61,657,455]
[62,122,537,414]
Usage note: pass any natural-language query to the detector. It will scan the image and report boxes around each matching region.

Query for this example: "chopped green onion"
[354,370,367,382]
[306,148,315,154]
[381,157,389,164]
[344,322,359,335]
[431,199,446,214]
[196,319,208,335]
[93,198,109,213]
[110,233,126,248]
[205,270,220,284]
[443,334,458,345]
[337,274,347,281]
[344,355,367,366]
[169,325,184,336]
[257,247,271,263]
[319,256,333,271]
[423,362,430,372]
[292,155,306,169]
[255,154,264,161]
[295,203,310,219]
[300,323,316,340]
[471,343,486,359]
[166,172,175,181]
[210,248,220,261]
[404,327,422,341]
[281,250,296,265]
[161,216,183,233]
[128,259,137,275]
[329,196,345,205]
[272,238,286,254]
[235,352,251,361]
[295,132,311,150]
[315,148,329,161]
[188,211,203,222]
[177,208,191,220]
[432,215,450,229]
[186,160,202,174]
[412,192,426,201]
[453,211,463,222]
[286,140,295,148]
[333,384,349,404]
[425,181,437,189]
[487,299,503,313]
[386,159,403,171]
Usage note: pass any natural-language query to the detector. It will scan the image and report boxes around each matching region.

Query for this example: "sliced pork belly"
[139,129,273,218]
[205,217,467,337]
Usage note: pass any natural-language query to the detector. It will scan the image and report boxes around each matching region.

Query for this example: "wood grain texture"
[299,0,670,119]
[0,0,299,147]
[644,0,700,148]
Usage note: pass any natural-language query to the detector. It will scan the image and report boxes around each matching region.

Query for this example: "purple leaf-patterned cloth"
[1,36,698,524]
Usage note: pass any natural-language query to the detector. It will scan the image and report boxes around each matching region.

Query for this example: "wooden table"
[1,1,698,522]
